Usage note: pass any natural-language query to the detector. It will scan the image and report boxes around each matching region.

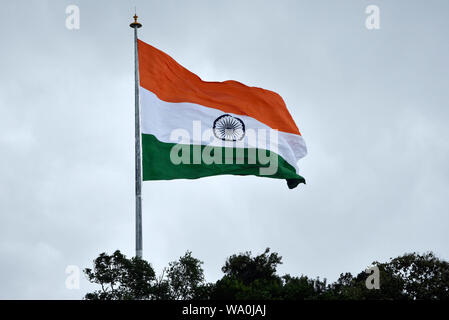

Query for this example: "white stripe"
[140,87,307,173]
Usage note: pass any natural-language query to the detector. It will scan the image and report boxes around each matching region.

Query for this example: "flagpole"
[130,14,143,258]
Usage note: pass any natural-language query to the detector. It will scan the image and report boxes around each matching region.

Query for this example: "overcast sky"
[1,0,448,299]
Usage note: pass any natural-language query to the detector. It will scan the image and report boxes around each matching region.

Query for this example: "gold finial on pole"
[130,13,142,28]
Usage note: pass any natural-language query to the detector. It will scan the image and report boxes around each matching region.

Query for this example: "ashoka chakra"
[213,114,246,141]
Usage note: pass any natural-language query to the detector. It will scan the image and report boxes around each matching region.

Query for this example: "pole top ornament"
[130,14,142,28]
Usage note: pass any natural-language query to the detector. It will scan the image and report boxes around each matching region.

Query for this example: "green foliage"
[212,248,283,299]
[84,250,206,300]
[379,252,449,299]
[222,248,282,285]
[281,274,321,300]
[326,252,449,300]
[84,250,156,300]
[166,251,205,300]
[84,249,449,300]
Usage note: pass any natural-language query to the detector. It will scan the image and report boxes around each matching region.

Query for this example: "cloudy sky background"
[1,0,448,299]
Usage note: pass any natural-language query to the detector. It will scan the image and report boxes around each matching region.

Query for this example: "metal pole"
[130,15,143,258]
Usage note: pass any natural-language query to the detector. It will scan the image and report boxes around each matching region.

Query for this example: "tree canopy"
[84,249,449,300]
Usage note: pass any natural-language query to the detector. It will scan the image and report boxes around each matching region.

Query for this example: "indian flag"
[138,39,307,189]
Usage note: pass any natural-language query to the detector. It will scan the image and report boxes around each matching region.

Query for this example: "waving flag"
[138,39,307,188]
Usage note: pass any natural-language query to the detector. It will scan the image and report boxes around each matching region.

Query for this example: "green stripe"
[142,134,305,189]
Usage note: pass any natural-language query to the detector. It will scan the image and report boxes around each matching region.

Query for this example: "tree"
[84,250,156,300]
[222,248,282,284]
[326,252,449,300]
[281,274,324,300]
[380,252,449,299]
[84,249,449,300]
[165,251,206,300]
[211,248,284,299]
[84,250,207,300]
